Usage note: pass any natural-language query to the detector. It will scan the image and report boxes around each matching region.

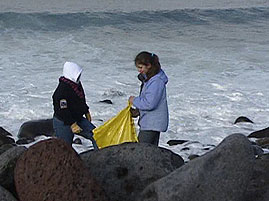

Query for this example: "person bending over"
[52,61,98,150]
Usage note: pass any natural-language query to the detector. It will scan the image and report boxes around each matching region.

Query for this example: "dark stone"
[0,144,16,155]
[255,138,269,147]
[73,138,82,144]
[0,146,27,196]
[99,99,113,104]
[80,142,184,201]
[248,127,269,138]
[0,127,15,146]
[167,140,188,146]
[188,154,199,160]
[252,145,264,156]
[234,116,254,124]
[245,154,269,201]
[139,134,255,201]
[17,119,54,140]
[14,138,108,201]
[15,137,35,145]
[0,186,18,201]
[0,127,12,136]
[180,147,190,151]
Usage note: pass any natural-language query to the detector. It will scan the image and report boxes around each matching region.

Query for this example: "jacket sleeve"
[133,79,164,111]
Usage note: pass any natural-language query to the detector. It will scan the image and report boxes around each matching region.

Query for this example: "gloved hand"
[71,122,82,133]
[85,112,92,122]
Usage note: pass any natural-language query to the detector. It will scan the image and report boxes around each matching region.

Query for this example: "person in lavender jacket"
[129,51,169,146]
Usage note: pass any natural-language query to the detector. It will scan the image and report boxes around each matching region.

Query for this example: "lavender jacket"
[133,69,169,132]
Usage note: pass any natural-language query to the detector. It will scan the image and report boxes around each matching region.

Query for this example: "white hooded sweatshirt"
[63,61,83,83]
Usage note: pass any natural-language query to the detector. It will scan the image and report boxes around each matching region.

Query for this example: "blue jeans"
[138,130,160,146]
[53,116,99,150]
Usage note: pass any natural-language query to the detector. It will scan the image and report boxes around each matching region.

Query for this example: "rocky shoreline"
[0,117,269,201]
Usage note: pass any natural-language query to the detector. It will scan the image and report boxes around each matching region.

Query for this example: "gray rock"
[0,146,27,196]
[188,154,199,160]
[252,145,264,156]
[0,186,18,201]
[139,133,255,201]
[17,119,54,139]
[80,142,184,201]
[0,144,16,155]
[0,127,12,136]
[245,154,269,201]
[0,127,15,146]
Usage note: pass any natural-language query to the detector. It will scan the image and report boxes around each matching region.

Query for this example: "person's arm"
[132,79,164,111]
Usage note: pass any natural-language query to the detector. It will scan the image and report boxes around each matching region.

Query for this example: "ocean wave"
[0,7,268,31]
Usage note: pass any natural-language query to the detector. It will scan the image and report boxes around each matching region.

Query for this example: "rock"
[15,137,35,145]
[0,127,12,136]
[167,139,188,146]
[255,138,269,147]
[0,146,27,196]
[73,137,82,144]
[0,186,18,201]
[180,147,190,151]
[14,138,108,201]
[139,134,255,201]
[0,127,15,146]
[248,127,269,138]
[0,144,16,155]
[17,119,54,140]
[188,154,199,160]
[245,154,269,201]
[252,145,264,156]
[80,142,184,201]
[99,99,113,104]
[234,116,254,124]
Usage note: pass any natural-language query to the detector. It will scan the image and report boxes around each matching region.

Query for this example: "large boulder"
[245,154,269,201]
[0,146,27,196]
[80,142,184,201]
[0,186,18,201]
[17,119,54,139]
[14,138,108,201]
[138,134,255,201]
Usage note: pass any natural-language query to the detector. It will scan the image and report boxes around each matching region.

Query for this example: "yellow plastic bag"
[93,102,138,149]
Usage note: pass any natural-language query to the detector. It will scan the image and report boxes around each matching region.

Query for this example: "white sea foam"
[0,2,269,159]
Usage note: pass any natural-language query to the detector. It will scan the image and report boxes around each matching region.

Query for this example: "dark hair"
[134,51,161,80]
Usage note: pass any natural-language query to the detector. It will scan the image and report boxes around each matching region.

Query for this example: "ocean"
[0,0,269,159]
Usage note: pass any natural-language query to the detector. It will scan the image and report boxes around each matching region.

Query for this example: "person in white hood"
[52,61,98,149]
